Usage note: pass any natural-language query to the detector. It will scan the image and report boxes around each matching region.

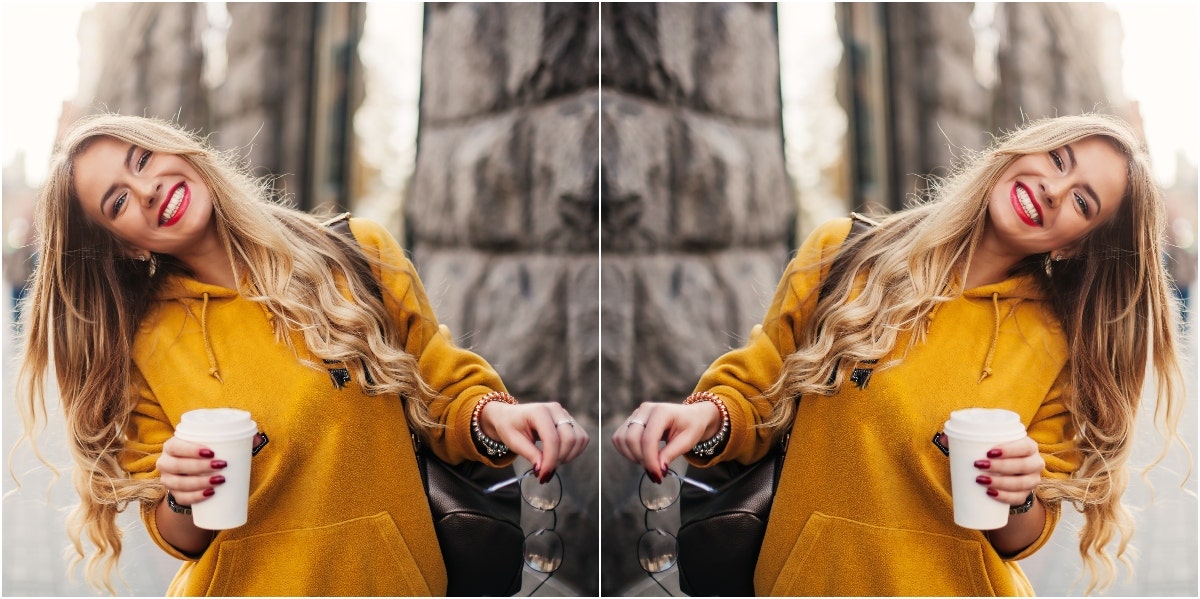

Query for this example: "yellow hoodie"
[689,218,1081,596]
[119,218,514,596]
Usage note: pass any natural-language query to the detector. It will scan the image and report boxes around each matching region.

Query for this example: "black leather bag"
[677,438,787,596]
[327,215,524,596]
[676,214,876,596]
[413,436,525,597]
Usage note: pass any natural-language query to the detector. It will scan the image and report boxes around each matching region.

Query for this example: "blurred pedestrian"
[613,114,1184,595]
[17,114,589,595]
[4,210,36,328]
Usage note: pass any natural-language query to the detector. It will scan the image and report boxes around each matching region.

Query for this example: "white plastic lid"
[942,408,1026,443]
[175,408,258,442]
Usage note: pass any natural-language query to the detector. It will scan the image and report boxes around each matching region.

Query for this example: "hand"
[974,436,1044,506]
[155,434,260,507]
[477,402,590,483]
[610,401,722,483]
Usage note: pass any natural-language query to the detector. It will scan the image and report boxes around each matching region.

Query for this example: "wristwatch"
[1009,492,1035,515]
[166,491,192,516]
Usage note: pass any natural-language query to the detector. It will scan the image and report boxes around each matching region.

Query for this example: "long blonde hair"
[766,113,1185,594]
[16,114,440,593]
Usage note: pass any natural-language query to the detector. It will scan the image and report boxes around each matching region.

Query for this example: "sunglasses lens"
[524,529,564,573]
[639,471,681,511]
[637,529,678,574]
[521,470,562,511]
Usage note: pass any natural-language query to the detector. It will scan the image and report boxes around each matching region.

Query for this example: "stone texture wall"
[600,3,793,594]
[405,3,600,595]
[71,3,356,210]
[74,4,208,131]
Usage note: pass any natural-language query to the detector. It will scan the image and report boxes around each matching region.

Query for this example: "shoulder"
[340,217,396,251]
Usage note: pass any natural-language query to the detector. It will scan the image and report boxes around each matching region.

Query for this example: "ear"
[123,246,148,261]
[1051,244,1080,260]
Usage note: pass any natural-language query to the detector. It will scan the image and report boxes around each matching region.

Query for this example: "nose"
[132,177,161,207]
[1040,179,1066,210]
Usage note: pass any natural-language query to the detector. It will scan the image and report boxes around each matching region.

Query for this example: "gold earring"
[1052,253,1064,262]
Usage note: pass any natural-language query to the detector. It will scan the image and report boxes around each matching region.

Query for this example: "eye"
[1049,150,1064,171]
[111,193,127,218]
[136,150,152,171]
[1074,193,1090,217]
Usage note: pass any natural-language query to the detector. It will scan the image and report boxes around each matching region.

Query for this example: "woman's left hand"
[975,436,1045,506]
[477,401,590,483]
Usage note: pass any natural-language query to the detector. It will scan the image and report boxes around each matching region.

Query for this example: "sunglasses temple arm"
[677,474,717,494]
[484,469,533,494]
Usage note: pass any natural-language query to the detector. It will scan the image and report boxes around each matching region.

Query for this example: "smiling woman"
[16,114,589,596]
[612,113,1185,596]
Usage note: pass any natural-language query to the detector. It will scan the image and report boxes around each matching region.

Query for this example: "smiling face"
[72,136,217,259]
[984,135,1129,260]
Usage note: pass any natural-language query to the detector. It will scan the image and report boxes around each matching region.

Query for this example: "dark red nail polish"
[203,488,216,497]
[974,459,990,469]
[210,475,226,485]
[987,449,1003,458]
[211,460,227,469]
[199,449,214,458]
[976,475,992,485]
[986,488,999,497]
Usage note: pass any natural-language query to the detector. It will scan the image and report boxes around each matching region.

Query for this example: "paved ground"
[0,284,576,597]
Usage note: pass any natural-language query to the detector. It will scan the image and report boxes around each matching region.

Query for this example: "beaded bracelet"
[472,391,518,457]
[166,491,192,516]
[683,391,730,456]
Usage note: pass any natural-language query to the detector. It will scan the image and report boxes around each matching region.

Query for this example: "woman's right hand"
[156,436,228,507]
[610,401,722,483]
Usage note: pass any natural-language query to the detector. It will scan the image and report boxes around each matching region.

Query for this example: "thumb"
[497,426,545,473]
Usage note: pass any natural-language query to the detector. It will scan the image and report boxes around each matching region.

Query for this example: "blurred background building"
[2,1,1195,597]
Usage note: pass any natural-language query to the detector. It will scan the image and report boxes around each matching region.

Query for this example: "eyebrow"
[98,144,137,216]
[1063,144,1103,214]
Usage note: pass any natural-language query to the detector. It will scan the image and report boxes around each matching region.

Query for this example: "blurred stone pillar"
[406,3,599,595]
[600,3,794,593]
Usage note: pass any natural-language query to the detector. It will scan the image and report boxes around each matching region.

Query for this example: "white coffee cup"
[173,408,258,530]
[942,408,1027,530]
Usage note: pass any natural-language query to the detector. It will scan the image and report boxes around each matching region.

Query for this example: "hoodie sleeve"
[1002,369,1082,561]
[119,369,199,562]
[687,218,855,467]
[347,218,514,467]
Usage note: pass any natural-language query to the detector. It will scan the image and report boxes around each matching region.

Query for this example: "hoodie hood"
[152,273,250,383]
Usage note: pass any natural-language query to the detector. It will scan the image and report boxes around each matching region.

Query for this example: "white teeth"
[160,186,185,224]
[1015,185,1041,225]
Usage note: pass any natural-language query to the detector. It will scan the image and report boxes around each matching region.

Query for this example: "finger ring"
[626,418,646,427]
[555,418,575,428]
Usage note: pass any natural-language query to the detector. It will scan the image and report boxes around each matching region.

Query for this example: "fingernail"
[203,488,216,497]
[210,475,226,485]
[976,475,992,485]
[650,472,662,484]
[533,462,541,476]
[987,449,1003,458]
[199,449,214,458]
[974,459,990,469]
[986,488,999,497]
[211,460,227,469]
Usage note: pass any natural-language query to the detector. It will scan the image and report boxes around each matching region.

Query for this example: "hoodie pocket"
[769,511,996,596]
[204,512,431,596]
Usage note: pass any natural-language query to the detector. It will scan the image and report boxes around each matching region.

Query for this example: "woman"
[612,114,1184,595]
[18,114,589,596]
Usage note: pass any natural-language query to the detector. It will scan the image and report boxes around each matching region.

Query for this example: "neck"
[966,224,1023,289]
[174,222,238,289]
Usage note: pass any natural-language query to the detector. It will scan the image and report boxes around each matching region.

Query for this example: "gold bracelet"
[683,391,729,456]
[472,391,518,457]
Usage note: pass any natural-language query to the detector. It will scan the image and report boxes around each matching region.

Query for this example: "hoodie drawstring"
[201,292,223,383]
[978,292,1000,383]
